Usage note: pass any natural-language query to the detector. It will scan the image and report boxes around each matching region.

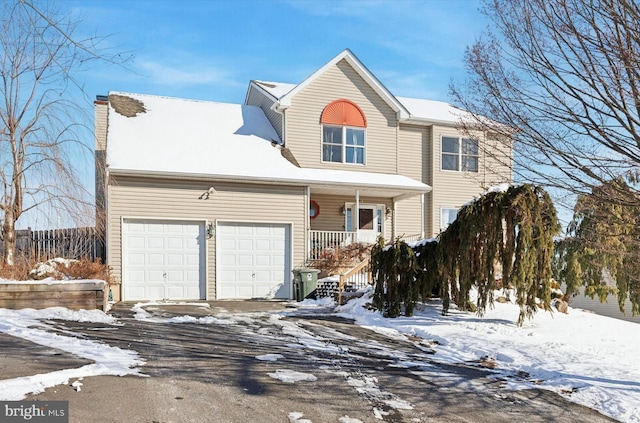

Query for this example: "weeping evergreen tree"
[438,184,560,325]
[370,184,560,324]
[555,177,640,315]
[371,237,420,317]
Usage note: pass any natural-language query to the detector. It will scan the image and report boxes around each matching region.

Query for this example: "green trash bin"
[292,268,319,301]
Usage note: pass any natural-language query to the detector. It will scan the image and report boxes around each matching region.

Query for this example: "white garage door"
[123,219,205,301]
[217,222,291,299]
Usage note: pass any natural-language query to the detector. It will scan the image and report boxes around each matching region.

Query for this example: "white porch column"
[420,193,425,239]
[392,200,397,240]
[355,190,360,239]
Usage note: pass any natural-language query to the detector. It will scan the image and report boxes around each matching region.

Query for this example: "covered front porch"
[304,178,431,263]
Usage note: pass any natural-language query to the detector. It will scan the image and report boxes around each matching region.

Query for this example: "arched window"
[321,100,367,164]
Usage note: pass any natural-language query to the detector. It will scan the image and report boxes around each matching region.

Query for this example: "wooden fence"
[0,227,105,264]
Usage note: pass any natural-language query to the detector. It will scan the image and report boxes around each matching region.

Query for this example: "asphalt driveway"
[20,301,618,423]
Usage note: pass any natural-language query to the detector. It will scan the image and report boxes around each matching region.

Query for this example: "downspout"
[271,102,286,147]
[305,186,310,264]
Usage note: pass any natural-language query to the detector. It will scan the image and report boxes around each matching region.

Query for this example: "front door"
[356,206,379,243]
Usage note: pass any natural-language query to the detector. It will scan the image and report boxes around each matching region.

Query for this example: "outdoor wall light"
[206,223,215,239]
[199,186,216,200]
[340,205,346,215]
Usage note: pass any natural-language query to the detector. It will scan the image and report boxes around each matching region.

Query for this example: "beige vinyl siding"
[106,176,306,300]
[245,86,283,140]
[483,134,513,186]
[429,125,511,237]
[285,59,398,173]
[396,124,432,236]
[310,194,392,240]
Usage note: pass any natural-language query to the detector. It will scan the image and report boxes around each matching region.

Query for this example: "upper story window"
[321,99,367,165]
[442,136,479,172]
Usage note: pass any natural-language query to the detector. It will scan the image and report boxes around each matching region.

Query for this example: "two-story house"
[95,49,511,302]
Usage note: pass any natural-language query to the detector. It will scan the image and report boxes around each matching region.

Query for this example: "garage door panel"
[219,254,236,266]
[255,239,270,251]
[238,239,253,250]
[167,254,184,265]
[237,226,253,235]
[128,236,145,248]
[128,286,146,299]
[148,286,164,298]
[128,253,146,266]
[167,237,184,250]
[148,253,164,265]
[217,222,291,300]
[238,270,254,281]
[167,270,185,282]
[185,286,201,298]
[255,254,270,266]
[148,237,165,249]
[255,270,271,280]
[186,270,201,282]
[123,220,205,301]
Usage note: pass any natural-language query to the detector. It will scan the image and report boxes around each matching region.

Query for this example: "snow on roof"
[106,92,430,196]
[253,80,470,125]
[253,80,296,99]
[397,96,470,124]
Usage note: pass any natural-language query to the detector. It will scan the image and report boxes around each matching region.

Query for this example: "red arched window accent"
[321,99,367,127]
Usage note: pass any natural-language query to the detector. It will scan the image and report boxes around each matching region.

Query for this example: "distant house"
[95,49,512,302]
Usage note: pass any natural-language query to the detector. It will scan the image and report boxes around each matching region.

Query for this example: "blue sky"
[68,0,487,105]
[21,0,490,229]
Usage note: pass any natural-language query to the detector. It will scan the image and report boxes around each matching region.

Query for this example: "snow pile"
[267,369,317,383]
[131,302,237,325]
[255,354,284,361]
[335,287,640,423]
[0,307,144,400]
[28,258,79,280]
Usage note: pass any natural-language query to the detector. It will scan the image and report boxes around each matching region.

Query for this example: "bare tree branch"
[451,0,640,209]
[0,1,129,265]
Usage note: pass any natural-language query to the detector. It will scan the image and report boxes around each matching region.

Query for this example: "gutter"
[107,168,432,197]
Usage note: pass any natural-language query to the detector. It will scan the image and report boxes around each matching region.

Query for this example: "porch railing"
[338,257,372,304]
[308,230,355,261]
[398,233,423,243]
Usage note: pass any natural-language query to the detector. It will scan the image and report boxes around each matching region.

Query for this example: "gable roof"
[271,49,411,120]
[250,80,471,127]
[106,92,430,200]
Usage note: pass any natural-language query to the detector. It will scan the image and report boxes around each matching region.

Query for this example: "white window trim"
[440,207,458,231]
[441,135,479,173]
[321,124,366,165]
[344,203,385,233]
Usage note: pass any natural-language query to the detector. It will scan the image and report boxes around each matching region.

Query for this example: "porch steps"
[316,258,372,304]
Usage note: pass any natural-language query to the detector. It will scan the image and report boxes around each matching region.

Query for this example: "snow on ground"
[0,307,145,400]
[333,287,640,423]
[267,369,317,383]
[1,286,639,422]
